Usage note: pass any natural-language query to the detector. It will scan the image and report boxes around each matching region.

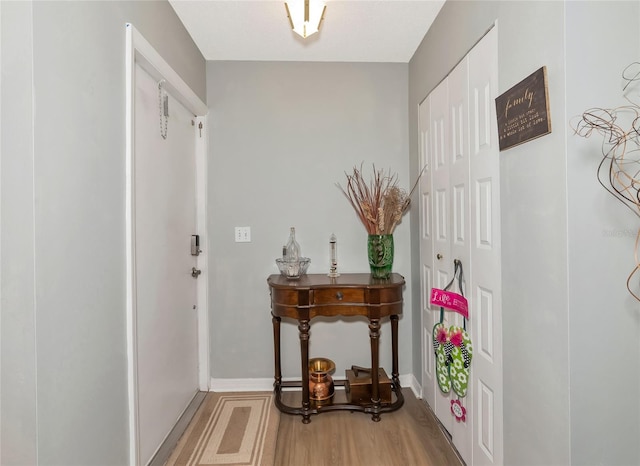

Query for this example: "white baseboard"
[211,373,423,397]
[210,377,274,392]
[403,373,422,399]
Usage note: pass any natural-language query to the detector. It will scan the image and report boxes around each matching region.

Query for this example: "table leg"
[299,319,311,423]
[369,318,381,422]
[272,314,282,387]
[391,314,399,381]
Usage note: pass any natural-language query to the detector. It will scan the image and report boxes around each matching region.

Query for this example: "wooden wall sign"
[495,66,551,151]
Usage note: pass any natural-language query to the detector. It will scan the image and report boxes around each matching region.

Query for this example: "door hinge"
[198,121,203,137]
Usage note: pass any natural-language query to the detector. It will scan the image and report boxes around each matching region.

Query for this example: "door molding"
[125,23,208,466]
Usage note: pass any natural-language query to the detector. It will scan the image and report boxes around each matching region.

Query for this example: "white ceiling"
[168,0,446,63]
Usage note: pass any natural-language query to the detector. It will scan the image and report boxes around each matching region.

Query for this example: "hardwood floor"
[274,388,463,466]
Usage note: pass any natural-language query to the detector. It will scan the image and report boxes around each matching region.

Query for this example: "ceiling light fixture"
[285,0,326,39]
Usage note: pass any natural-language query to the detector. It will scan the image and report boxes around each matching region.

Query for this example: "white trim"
[404,373,422,400]
[0,5,3,461]
[195,115,210,391]
[124,24,138,466]
[125,23,208,466]
[210,373,420,396]
[128,27,207,117]
[210,378,276,393]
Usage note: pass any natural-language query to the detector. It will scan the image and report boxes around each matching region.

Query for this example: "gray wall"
[4,1,638,464]
[1,2,38,464]
[0,1,205,464]
[566,2,640,465]
[409,1,640,465]
[206,61,412,381]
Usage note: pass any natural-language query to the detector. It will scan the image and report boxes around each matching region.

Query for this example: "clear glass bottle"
[285,227,301,278]
[285,227,300,262]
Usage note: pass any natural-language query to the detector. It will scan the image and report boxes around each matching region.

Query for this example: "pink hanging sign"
[430,288,469,318]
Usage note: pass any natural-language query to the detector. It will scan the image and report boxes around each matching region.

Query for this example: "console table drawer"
[313,288,364,304]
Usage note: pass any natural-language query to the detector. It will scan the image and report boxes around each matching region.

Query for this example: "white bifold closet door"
[419,26,502,466]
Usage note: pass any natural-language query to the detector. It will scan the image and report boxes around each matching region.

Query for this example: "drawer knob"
[336,291,343,300]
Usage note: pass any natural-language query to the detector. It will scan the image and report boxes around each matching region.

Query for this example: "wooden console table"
[268,273,405,423]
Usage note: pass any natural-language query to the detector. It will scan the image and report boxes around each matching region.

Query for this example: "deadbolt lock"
[191,235,201,256]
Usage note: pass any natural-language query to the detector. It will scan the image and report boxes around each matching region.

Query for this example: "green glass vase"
[367,234,394,279]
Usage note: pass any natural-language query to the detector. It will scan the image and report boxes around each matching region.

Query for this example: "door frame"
[125,23,209,466]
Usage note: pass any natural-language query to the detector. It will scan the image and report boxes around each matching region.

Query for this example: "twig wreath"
[573,62,640,301]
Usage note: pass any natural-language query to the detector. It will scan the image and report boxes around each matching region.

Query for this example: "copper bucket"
[308,357,335,404]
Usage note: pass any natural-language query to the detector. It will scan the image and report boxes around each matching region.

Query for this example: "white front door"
[134,62,199,465]
[419,26,502,465]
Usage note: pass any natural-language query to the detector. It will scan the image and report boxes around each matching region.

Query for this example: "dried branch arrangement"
[573,62,640,301]
[337,163,424,235]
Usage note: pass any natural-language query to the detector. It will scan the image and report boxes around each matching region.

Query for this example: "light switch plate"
[234,226,251,242]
